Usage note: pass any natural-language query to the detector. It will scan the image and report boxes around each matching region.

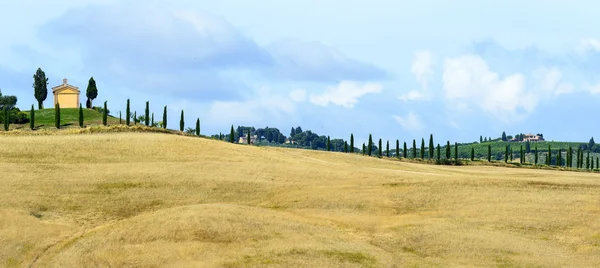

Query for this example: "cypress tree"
[557,149,562,167]
[510,148,513,161]
[54,102,61,129]
[546,145,551,165]
[163,106,167,129]
[446,141,451,159]
[362,143,366,155]
[3,108,8,131]
[344,141,348,153]
[367,134,373,156]
[505,145,509,163]
[487,144,491,162]
[437,144,441,161]
[30,104,35,130]
[134,111,137,125]
[454,142,458,161]
[403,142,407,158]
[179,110,184,131]
[102,101,108,126]
[350,134,355,153]
[520,145,524,164]
[386,140,390,157]
[78,103,84,128]
[378,138,382,157]
[196,118,200,136]
[567,147,571,167]
[534,146,538,165]
[125,99,130,126]
[151,113,155,127]
[420,138,425,159]
[429,134,434,159]
[471,147,474,161]
[587,151,590,169]
[591,155,594,169]
[413,139,417,158]
[145,101,150,126]
[396,140,400,159]
[327,136,331,151]
[229,125,235,143]
[247,130,251,144]
[596,157,599,170]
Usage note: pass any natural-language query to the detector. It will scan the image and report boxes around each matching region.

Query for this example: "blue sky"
[1,0,600,146]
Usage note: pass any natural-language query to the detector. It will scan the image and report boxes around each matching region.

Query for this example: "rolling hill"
[1,131,600,267]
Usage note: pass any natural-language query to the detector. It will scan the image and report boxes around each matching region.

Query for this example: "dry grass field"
[1,130,600,267]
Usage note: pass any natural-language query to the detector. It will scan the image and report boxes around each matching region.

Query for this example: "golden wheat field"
[1,130,600,267]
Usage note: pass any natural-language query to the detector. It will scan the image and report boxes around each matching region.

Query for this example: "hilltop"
[1,132,599,267]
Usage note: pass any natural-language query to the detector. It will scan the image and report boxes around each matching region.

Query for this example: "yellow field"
[1,131,599,267]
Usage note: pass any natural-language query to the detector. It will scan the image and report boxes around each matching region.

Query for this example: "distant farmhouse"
[512,133,544,142]
[239,135,258,144]
[52,78,80,108]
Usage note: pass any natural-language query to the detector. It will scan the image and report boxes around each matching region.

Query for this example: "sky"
[1,0,600,146]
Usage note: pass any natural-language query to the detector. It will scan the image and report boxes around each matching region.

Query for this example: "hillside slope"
[14,108,120,129]
[1,132,600,267]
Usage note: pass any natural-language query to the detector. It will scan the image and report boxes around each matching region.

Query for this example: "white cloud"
[288,88,307,102]
[399,50,434,102]
[309,81,382,108]
[532,67,574,96]
[579,38,600,52]
[442,54,537,122]
[393,111,424,131]
[585,83,600,94]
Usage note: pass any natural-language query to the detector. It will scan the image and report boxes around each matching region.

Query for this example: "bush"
[435,158,466,166]
[0,108,29,124]
[92,106,110,115]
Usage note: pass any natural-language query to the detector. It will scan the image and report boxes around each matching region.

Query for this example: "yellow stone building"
[52,78,80,108]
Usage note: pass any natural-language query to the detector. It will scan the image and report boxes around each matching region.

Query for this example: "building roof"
[52,78,80,93]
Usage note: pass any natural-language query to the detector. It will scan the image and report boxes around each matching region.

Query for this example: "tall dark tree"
[386,140,390,157]
[420,138,425,159]
[534,146,538,165]
[247,130,251,144]
[54,102,61,129]
[3,108,9,131]
[180,110,184,131]
[229,125,235,143]
[446,141,451,159]
[350,134,355,153]
[396,140,400,159]
[119,111,122,124]
[162,106,167,129]
[151,113,155,126]
[471,147,475,161]
[596,157,599,170]
[378,138,382,158]
[454,142,458,161]
[413,139,417,158]
[587,151,590,169]
[510,148,513,161]
[480,135,483,143]
[505,145,509,163]
[362,143,366,155]
[590,137,596,149]
[30,104,35,130]
[290,127,296,138]
[133,111,137,125]
[86,77,98,108]
[102,101,108,126]
[501,131,507,141]
[487,144,491,162]
[403,142,407,159]
[144,101,150,126]
[125,99,131,126]
[344,141,348,153]
[438,144,441,161]
[557,149,562,167]
[546,145,551,166]
[33,68,49,109]
[567,146,572,168]
[429,134,434,159]
[196,118,200,136]
[367,134,373,156]
[327,136,331,151]
[519,145,524,164]
[78,103,84,128]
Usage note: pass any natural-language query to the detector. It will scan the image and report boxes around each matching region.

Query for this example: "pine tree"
[54,102,61,129]
[386,140,390,157]
[403,142,407,158]
[229,125,235,143]
[163,106,167,129]
[30,104,35,130]
[420,138,425,159]
[446,141,451,159]
[247,130,251,144]
[102,101,108,126]
[367,134,373,156]
[125,99,130,126]
[33,68,48,109]
[179,110,184,131]
[327,136,331,151]
[454,142,458,161]
[534,146,538,165]
[396,140,400,159]
[196,118,200,136]
[78,103,84,128]
[505,145,509,163]
[487,144,491,162]
[145,101,150,126]
[350,134,355,153]
[344,141,348,153]
[520,145,524,164]
[378,139,382,157]
[471,147,475,161]
[429,134,434,159]
[413,139,417,158]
